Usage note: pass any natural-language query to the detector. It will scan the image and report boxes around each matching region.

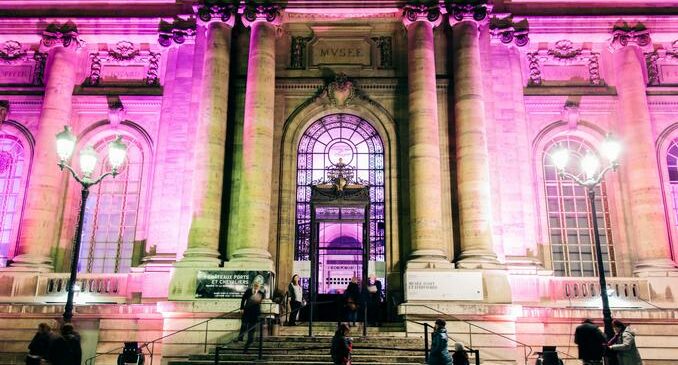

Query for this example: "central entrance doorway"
[310,162,370,322]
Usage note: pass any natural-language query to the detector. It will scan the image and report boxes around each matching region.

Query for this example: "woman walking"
[331,323,352,365]
[608,319,643,365]
[428,319,452,365]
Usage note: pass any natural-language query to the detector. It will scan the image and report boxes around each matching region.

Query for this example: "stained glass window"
[295,114,385,262]
[0,134,27,265]
[78,135,144,273]
[543,137,616,277]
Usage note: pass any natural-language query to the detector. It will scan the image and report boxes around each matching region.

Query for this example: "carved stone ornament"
[526,40,603,87]
[645,40,678,86]
[444,0,490,26]
[372,36,393,68]
[609,23,652,52]
[402,3,442,27]
[317,73,365,107]
[41,22,84,50]
[489,16,529,47]
[290,36,312,69]
[239,4,282,27]
[194,0,238,27]
[0,41,46,86]
[0,100,8,124]
[107,96,125,126]
[158,17,197,47]
[87,41,160,86]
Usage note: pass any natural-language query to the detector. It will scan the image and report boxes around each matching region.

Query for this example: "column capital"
[158,16,197,47]
[609,23,652,53]
[445,0,491,27]
[489,15,529,47]
[40,22,84,52]
[239,4,282,28]
[401,3,442,28]
[194,0,238,28]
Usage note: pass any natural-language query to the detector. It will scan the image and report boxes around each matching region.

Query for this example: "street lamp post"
[550,134,621,340]
[55,126,127,322]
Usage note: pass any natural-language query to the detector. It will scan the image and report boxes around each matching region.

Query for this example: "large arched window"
[0,133,29,266]
[665,138,678,245]
[78,135,145,273]
[295,114,385,267]
[542,137,616,277]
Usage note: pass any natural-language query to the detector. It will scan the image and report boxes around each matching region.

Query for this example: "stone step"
[169,361,424,365]
[188,354,425,363]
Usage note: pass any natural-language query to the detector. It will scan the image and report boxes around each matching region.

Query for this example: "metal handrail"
[405,304,535,364]
[407,319,480,365]
[84,307,243,365]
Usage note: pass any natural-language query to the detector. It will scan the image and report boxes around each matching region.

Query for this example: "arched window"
[542,137,616,277]
[295,114,385,269]
[665,138,678,241]
[78,135,145,273]
[0,133,28,266]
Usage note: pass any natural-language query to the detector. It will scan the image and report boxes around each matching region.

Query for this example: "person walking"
[574,318,606,365]
[452,342,470,365]
[238,281,265,353]
[48,323,81,365]
[331,323,352,365]
[608,319,643,365]
[428,319,452,365]
[287,274,303,326]
[26,323,53,365]
[343,277,360,327]
[365,274,384,326]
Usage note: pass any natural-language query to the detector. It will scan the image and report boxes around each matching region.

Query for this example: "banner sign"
[195,270,273,299]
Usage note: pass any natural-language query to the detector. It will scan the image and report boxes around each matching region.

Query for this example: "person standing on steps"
[331,323,352,365]
[48,323,81,365]
[452,342,470,365]
[365,273,384,326]
[237,281,265,353]
[287,274,303,326]
[607,319,643,365]
[428,319,452,365]
[26,323,53,365]
[343,277,360,326]
[574,318,606,365]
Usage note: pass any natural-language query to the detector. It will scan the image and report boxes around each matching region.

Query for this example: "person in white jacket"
[608,319,643,365]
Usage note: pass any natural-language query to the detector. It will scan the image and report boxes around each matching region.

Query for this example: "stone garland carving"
[489,16,529,47]
[196,0,238,24]
[526,40,603,86]
[372,36,393,68]
[86,41,161,86]
[445,0,489,24]
[158,17,197,47]
[644,40,678,86]
[0,40,47,86]
[290,36,311,69]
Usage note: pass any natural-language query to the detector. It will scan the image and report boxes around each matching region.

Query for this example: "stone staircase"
[168,322,429,365]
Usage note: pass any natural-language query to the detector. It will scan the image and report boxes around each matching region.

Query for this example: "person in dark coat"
[48,323,81,365]
[330,323,352,365]
[428,319,452,365]
[343,277,360,326]
[287,274,303,326]
[365,274,384,326]
[237,281,265,353]
[26,323,53,365]
[452,342,470,365]
[574,318,606,365]
[608,320,643,365]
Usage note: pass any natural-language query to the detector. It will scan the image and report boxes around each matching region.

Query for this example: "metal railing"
[84,307,243,365]
[407,319,480,365]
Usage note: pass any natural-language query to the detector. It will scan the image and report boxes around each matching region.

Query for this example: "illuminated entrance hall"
[0,0,677,364]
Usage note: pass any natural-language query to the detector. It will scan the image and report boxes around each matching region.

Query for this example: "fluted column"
[178,4,237,267]
[402,4,450,267]
[449,3,501,269]
[610,27,677,275]
[10,25,80,271]
[227,5,280,271]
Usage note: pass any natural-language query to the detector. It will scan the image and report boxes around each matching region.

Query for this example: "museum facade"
[0,0,677,363]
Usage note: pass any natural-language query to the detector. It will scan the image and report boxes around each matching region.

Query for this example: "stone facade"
[0,0,677,364]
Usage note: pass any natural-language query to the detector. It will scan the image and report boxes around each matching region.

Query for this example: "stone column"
[402,4,450,268]
[225,5,280,271]
[610,27,677,274]
[177,4,237,268]
[10,25,80,271]
[449,3,502,269]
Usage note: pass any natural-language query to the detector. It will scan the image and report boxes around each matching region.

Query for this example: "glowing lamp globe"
[107,136,127,171]
[601,134,621,164]
[56,126,76,162]
[79,145,99,176]
[551,145,570,171]
[581,151,600,180]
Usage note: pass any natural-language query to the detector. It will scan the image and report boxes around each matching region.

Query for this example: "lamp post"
[55,126,127,322]
[550,134,621,339]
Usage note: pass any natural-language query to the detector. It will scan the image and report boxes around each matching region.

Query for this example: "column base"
[456,249,504,270]
[140,252,177,272]
[406,249,453,270]
[633,258,678,276]
[4,254,53,272]
[226,248,274,272]
[175,247,221,268]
